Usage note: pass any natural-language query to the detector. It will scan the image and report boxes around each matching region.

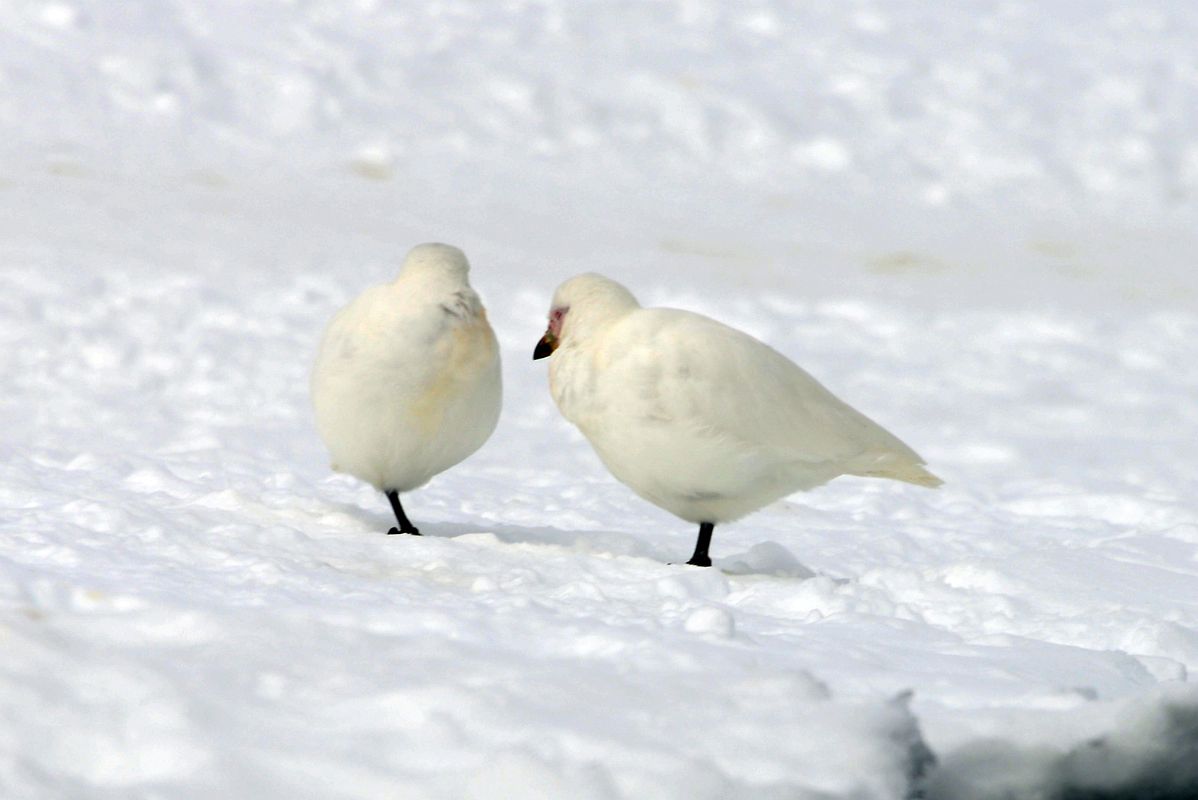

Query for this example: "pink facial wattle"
[549,307,567,337]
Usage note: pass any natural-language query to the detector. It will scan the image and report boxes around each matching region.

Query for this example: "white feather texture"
[312,243,501,493]
[544,273,940,525]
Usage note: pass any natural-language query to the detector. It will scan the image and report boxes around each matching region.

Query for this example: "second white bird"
[533,273,940,567]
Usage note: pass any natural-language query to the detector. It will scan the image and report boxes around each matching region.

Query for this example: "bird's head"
[397,242,471,284]
[533,273,640,360]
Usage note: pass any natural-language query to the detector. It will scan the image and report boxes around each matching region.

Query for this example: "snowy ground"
[3,2,1198,798]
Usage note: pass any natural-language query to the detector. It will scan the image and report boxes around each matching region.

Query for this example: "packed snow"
[2,1,1198,798]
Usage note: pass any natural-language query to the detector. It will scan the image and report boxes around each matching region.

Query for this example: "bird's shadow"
[717,541,821,579]
[340,502,821,579]
[425,519,677,563]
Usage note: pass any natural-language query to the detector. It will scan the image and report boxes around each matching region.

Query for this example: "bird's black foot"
[384,491,421,536]
[684,522,716,568]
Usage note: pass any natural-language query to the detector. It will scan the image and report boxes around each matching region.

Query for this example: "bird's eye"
[552,309,564,321]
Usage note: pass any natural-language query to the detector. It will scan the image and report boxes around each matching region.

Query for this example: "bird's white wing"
[596,309,930,476]
[315,283,467,384]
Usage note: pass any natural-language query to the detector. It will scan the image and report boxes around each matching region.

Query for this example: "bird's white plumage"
[312,243,501,492]
[544,273,939,524]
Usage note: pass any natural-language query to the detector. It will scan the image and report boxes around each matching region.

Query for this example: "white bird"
[312,243,501,535]
[533,273,940,567]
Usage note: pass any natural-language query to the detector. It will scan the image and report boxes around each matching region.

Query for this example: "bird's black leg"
[686,522,715,567]
[385,490,421,536]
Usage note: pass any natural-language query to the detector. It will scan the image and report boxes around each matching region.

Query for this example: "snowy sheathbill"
[312,243,501,535]
[533,273,940,567]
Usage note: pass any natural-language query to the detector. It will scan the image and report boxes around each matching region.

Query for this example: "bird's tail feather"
[895,465,944,488]
[851,460,943,488]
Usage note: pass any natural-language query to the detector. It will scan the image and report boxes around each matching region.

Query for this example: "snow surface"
[3,1,1198,798]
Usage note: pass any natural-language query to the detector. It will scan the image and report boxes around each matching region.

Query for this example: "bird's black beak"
[533,332,557,360]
